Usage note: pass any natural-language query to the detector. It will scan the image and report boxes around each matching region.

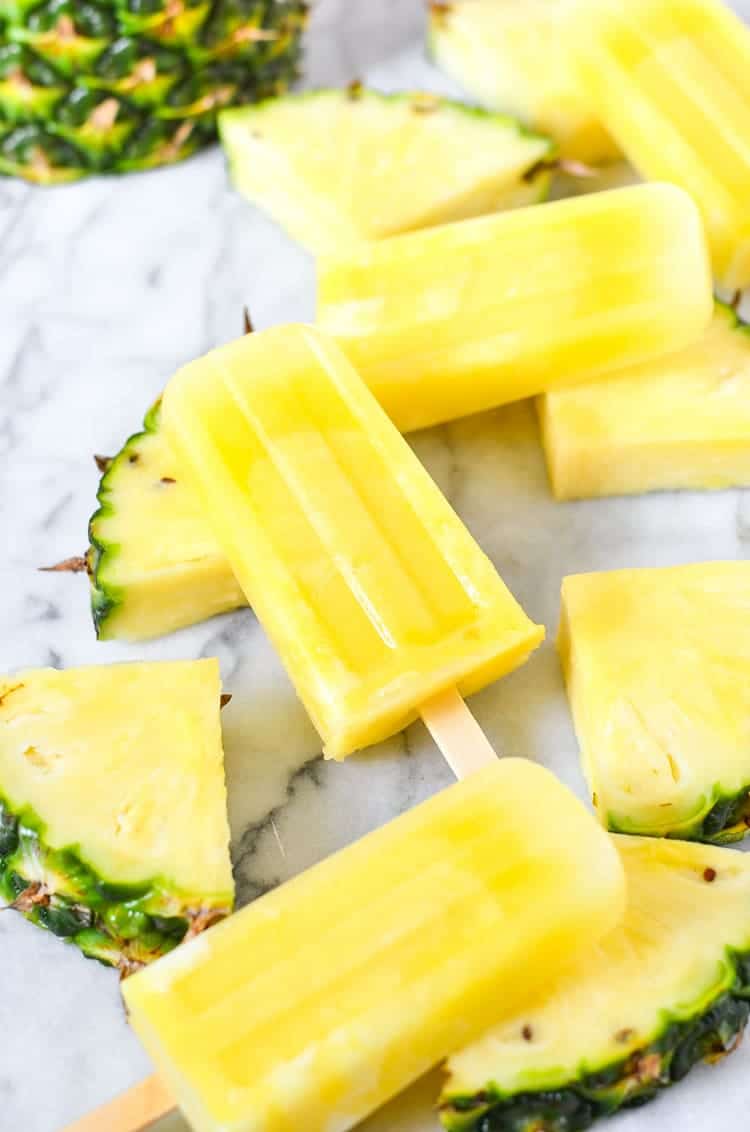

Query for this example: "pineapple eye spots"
[22,746,62,773]
[703,868,718,884]
[521,1025,534,1042]
[0,683,25,708]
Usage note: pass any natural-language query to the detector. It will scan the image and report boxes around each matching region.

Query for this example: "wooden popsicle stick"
[64,687,494,1132]
[420,686,498,780]
[62,1074,173,1132]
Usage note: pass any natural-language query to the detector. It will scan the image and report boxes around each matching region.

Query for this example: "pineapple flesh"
[0,659,233,973]
[0,0,308,183]
[88,400,244,641]
[442,835,750,1132]
[219,86,554,254]
[539,302,750,500]
[427,0,620,164]
[560,563,750,843]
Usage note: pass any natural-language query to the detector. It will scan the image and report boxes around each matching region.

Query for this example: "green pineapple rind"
[607,784,750,846]
[440,958,750,1132]
[0,792,232,973]
[87,398,162,640]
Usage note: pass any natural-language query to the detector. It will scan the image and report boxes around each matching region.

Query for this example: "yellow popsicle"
[317,183,713,433]
[161,324,544,759]
[539,301,750,499]
[567,0,750,291]
[123,759,626,1132]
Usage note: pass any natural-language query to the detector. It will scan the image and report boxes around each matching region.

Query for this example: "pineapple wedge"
[428,0,620,164]
[442,835,750,1132]
[88,400,244,641]
[539,302,750,500]
[0,659,233,972]
[559,563,750,842]
[219,86,554,254]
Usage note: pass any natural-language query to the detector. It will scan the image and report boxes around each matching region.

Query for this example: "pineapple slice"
[88,400,244,641]
[559,563,750,842]
[539,302,750,500]
[442,835,750,1132]
[427,0,620,164]
[219,86,554,254]
[0,659,233,972]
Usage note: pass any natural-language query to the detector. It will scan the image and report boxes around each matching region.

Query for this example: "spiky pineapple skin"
[87,399,162,638]
[0,0,308,183]
[441,969,750,1132]
[0,794,229,974]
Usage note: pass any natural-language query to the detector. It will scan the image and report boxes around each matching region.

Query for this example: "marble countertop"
[2,2,750,1130]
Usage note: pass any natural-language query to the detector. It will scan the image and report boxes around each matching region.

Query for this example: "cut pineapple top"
[539,302,750,499]
[88,401,244,641]
[559,563,750,841]
[0,659,232,900]
[443,835,750,1130]
[428,0,620,163]
[0,0,308,183]
[219,87,553,254]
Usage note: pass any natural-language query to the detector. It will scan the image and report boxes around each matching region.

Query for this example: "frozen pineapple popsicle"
[83,760,622,1132]
[159,324,544,760]
[318,183,713,433]
[539,301,750,499]
[566,0,750,292]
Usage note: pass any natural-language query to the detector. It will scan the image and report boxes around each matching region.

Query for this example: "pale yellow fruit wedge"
[220,88,554,254]
[559,563,750,841]
[539,302,750,499]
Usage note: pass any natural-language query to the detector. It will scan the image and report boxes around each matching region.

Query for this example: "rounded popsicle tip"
[478,757,627,932]
[648,180,715,331]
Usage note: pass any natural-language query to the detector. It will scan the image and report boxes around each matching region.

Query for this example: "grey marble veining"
[1,2,750,1130]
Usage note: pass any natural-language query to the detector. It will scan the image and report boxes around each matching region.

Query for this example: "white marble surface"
[2,2,750,1130]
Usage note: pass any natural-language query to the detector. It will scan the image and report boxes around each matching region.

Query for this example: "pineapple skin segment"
[427,0,621,165]
[559,563,750,843]
[123,759,625,1132]
[0,659,233,971]
[318,183,714,433]
[539,302,750,500]
[0,0,309,183]
[88,399,246,642]
[219,87,554,255]
[566,0,750,292]
[441,835,750,1132]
